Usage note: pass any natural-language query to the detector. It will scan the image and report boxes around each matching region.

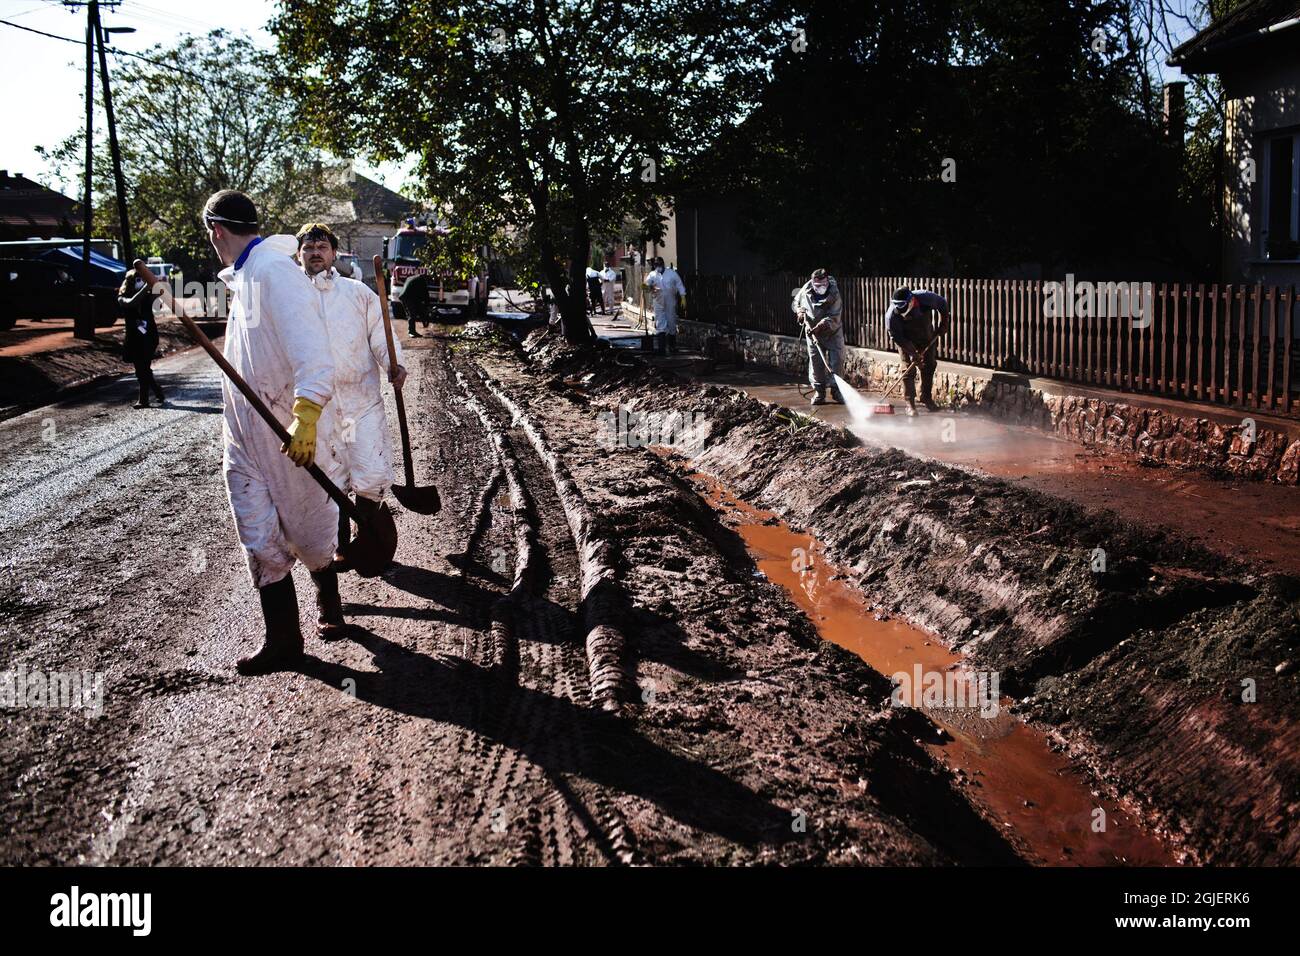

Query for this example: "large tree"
[272,0,783,342]
[40,30,343,273]
[687,0,1209,278]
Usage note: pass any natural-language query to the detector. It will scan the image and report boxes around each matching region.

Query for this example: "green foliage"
[39,30,345,273]
[687,0,1212,277]
[271,0,784,340]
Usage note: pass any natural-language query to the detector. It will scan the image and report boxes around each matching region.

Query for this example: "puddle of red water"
[690,474,1176,866]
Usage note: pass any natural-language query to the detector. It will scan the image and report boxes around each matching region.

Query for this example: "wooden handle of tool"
[372,256,401,378]
[879,339,936,401]
[133,260,362,522]
[372,256,417,489]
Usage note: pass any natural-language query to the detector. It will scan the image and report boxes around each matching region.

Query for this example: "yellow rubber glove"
[281,396,323,468]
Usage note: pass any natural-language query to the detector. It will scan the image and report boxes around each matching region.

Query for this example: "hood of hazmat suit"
[219,235,341,587]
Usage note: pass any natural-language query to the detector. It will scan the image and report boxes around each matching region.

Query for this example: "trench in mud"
[685,472,1178,866]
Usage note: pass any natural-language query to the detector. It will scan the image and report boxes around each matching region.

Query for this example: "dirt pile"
[517,331,1300,865]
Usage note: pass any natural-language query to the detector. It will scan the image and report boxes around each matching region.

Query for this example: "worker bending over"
[885,287,951,414]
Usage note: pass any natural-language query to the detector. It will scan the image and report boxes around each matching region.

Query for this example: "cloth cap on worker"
[296,222,339,250]
[892,286,913,314]
[203,189,259,234]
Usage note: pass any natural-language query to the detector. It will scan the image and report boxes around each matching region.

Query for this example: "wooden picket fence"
[687,274,1300,416]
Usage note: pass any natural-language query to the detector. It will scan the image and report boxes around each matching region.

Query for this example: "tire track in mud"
[453,356,634,865]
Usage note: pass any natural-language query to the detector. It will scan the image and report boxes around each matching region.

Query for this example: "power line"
[120,0,224,33]
[0,16,267,97]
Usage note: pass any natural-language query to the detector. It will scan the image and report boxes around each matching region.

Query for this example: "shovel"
[372,256,441,514]
[131,260,397,576]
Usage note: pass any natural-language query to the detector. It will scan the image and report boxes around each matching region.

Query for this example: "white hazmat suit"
[308,266,401,501]
[601,266,617,312]
[219,235,340,588]
[644,265,685,334]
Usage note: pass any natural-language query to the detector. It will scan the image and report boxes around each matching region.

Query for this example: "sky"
[0,0,412,194]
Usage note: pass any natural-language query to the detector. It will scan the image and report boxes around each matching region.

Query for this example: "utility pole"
[96,14,133,266]
[75,0,97,340]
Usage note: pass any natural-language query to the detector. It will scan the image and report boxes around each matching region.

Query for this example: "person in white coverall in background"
[642,256,686,355]
[296,223,406,596]
[600,264,617,313]
[203,189,341,676]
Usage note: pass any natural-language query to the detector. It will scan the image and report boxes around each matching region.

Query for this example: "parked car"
[0,258,120,331]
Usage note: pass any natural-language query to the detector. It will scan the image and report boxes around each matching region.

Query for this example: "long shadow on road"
[298,626,794,849]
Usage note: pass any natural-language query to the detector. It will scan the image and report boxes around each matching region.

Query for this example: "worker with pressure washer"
[886,287,950,414]
[794,269,844,405]
[204,190,344,675]
[297,223,407,619]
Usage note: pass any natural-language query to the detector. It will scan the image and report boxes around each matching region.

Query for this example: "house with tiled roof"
[1170,1,1300,284]
[0,171,78,242]
[312,164,423,280]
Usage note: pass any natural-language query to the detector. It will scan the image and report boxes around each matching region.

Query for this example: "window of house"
[1262,130,1300,261]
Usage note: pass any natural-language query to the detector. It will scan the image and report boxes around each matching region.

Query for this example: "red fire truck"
[382,220,489,323]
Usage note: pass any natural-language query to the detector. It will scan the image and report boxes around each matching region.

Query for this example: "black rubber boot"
[237,575,304,675]
[667,334,677,354]
[310,568,348,640]
[811,388,826,406]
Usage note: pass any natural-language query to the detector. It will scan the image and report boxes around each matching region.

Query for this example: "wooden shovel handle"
[132,260,362,522]
[372,256,417,489]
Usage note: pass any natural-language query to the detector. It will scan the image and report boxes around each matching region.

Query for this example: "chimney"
[1163,81,1187,152]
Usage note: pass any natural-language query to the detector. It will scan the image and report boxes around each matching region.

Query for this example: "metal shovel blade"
[391,482,441,515]
[346,500,399,577]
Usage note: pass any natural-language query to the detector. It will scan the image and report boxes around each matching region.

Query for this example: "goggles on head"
[203,211,258,230]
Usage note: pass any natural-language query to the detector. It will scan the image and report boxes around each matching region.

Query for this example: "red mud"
[696,475,1175,866]
[520,331,1300,865]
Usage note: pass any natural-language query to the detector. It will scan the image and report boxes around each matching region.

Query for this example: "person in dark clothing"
[885,287,951,414]
[118,273,166,408]
[397,271,431,337]
[586,268,604,315]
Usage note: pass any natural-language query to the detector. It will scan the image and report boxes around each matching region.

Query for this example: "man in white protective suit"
[295,222,406,592]
[642,256,686,355]
[203,190,342,675]
[600,263,618,313]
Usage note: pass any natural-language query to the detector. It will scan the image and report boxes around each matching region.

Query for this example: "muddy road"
[0,333,1005,865]
[3,327,1291,866]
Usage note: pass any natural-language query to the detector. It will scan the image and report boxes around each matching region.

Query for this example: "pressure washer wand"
[801,315,838,390]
